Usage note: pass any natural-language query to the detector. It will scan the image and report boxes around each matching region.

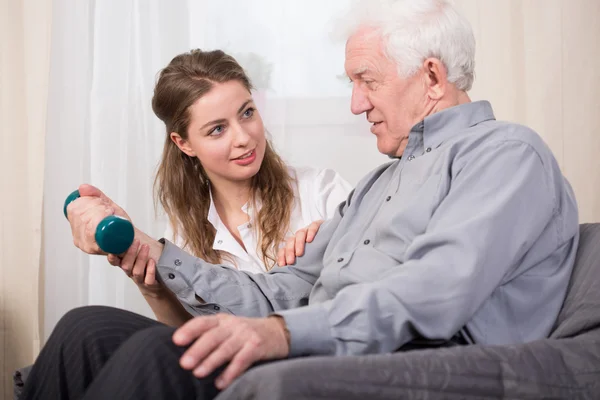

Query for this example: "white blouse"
[163,166,353,274]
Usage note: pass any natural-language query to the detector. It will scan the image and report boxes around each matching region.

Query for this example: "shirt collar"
[406,100,496,154]
[207,185,259,227]
[207,185,261,258]
[207,186,220,227]
[207,187,247,260]
[385,101,495,160]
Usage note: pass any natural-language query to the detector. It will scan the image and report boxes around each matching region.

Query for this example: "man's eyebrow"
[338,67,369,83]
[352,66,368,76]
[344,67,369,81]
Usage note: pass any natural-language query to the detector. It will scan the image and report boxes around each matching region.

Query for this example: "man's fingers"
[107,254,121,266]
[192,335,240,378]
[306,220,324,242]
[71,198,107,233]
[120,240,140,276]
[215,342,259,389]
[76,184,129,221]
[132,244,149,284]
[179,325,228,372]
[173,316,219,347]
[78,184,111,203]
[67,197,105,218]
[77,203,114,254]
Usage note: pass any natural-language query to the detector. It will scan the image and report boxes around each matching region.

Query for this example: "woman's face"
[171,80,267,186]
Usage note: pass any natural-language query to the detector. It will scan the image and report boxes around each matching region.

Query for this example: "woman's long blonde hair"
[152,49,294,269]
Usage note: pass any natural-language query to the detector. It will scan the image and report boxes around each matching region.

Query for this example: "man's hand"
[107,239,167,298]
[277,219,324,266]
[66,184,130,255]
[173,314,290,389]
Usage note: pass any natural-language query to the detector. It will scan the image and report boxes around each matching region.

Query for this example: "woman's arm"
[108,236,193,327]
[68,183,336,318]
[277,167,354,266]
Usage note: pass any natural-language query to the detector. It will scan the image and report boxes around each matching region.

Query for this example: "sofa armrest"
[217,335,600,400]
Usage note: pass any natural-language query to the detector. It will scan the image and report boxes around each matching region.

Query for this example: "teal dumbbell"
[63,189,134,254]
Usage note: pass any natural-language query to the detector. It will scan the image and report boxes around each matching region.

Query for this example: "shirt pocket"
[374,173,443,263]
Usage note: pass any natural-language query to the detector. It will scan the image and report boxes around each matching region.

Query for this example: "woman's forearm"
[144,290,193,327]
[130,228,193,326]
[133,228,165,262]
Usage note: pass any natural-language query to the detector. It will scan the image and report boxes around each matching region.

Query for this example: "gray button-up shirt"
[157,100,579,357]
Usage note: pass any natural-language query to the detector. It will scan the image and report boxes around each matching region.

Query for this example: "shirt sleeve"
[311,168,354,220]
[277,140,559,356]
[155,199,347,318]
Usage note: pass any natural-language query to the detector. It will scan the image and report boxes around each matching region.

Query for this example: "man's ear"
[170,132,196,157]
[422,57,447,101]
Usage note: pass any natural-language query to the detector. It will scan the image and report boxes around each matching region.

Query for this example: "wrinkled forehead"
[344,27,386,74]
[345,25,381,52]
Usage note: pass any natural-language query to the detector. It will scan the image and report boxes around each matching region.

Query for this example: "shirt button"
[168,273,175,279]
[426,147,432,152]
[174,259,182,266]
[247,223,252,228]
[213,305,220,311]
[386,196,391,201]
[337,257,344,263]
[217,240,223,244]
[407,155,415,161]
[364,239,370,245]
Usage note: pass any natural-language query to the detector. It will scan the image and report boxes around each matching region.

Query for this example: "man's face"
[345,27,428,157]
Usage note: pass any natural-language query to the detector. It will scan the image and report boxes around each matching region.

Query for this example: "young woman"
[107,49,352,325]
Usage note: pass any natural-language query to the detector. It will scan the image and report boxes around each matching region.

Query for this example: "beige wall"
[0,0,51,397]
[457,0,600,222]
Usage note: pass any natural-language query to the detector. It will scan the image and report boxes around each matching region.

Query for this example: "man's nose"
[350,84,373,115]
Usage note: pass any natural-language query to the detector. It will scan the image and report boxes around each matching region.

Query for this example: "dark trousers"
[21,305,470,400]
[20,305,231,400]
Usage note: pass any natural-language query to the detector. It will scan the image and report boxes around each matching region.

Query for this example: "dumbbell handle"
[63,190,134,255]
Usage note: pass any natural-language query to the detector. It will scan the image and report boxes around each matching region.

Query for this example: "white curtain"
[43,0,600,342]
[44,0,193,337]
[1,0,51,396]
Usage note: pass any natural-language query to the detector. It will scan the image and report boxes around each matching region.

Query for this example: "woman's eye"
[209,125,224,136]
[243,107,255,118]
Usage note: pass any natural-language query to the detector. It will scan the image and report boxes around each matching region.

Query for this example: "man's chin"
[377,142,403,159]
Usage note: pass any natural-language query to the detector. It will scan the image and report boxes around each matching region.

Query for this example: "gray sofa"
[15,224,600,399]
[215,223,600,400]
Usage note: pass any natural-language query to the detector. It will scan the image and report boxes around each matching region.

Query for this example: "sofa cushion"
[551,223,600,339]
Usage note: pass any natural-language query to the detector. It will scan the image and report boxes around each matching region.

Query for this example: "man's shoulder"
[457,119,556,163]
[483,120,547,147]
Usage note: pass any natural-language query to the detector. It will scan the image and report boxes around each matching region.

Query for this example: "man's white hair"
[336,0,476,91]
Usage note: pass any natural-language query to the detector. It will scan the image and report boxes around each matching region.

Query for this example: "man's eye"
[363,80,377,89]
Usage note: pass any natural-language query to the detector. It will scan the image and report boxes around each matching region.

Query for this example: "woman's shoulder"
[286,165,354,219]
[286,165,348,185]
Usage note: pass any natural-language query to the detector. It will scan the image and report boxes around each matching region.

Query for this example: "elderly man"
[22,0,579,399]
